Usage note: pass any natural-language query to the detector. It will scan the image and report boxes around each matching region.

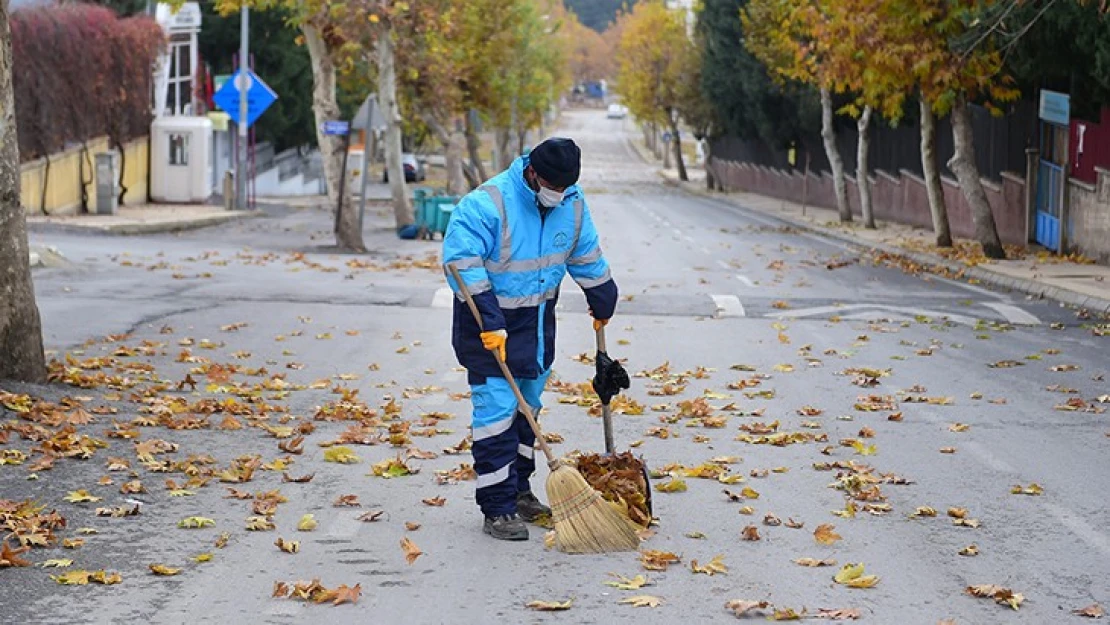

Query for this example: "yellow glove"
[592,318,610,332]
[480,329,508,362]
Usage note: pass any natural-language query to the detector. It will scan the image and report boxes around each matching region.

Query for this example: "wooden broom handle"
[447,264,557,466]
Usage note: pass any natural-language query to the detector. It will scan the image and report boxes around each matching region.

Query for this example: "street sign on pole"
[212,68,278,129]
[321,120,351,136]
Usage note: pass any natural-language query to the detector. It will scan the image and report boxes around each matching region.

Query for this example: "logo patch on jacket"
[552,231,570,250]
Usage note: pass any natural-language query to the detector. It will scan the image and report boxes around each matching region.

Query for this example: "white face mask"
[537,186,565,208]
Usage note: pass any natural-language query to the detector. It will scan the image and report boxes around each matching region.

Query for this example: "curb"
[668,177,1110,315]
[27,210,265,236]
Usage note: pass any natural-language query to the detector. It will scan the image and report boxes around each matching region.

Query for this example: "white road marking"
[1042,502,1110,558]
[716,260,731,270]
[432,287,454,309]
[982,302,1041,326]
[672,228,683,237]
[710,294,746,318]
[700,247,712,255]
[770,303,979,326]
[735,275,756,287]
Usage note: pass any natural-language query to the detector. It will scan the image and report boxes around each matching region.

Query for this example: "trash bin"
[94,152,119,215]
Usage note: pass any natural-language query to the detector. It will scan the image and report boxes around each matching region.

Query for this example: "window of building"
[165,35,194,116]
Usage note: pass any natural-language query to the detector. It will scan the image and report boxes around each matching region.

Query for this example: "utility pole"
[236,5,249,210]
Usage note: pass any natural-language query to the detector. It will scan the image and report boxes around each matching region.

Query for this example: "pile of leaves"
[576,451,652,528]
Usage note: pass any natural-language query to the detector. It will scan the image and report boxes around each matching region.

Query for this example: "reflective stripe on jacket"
[442,155,618,379]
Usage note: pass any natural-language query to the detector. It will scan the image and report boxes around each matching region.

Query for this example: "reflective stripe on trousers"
[469,371,549,517]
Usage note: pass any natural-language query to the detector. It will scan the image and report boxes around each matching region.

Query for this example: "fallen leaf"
[297,514,318,531]
[39,558,73,569]
[178,516,216,529]
[246,516,275,531]
[959,544,979,556]
[404,521,421,531]
[725,600,771,616]
[323,446,360,464]
[771,607,803,620]
[910,506,938,518]
[814,524,842,545]
[814,608,861,620]
[1073,604,1105,618]
[149,563,182,576]
[526,599,573,611]
[331,583,361,606]
[741,525,761,541]
[656,478,687,493]
[334,495,361,507]
[193,553,213,563]
[1010,483,1043,496]
[605,573,650,590]
[691,554,728,575]
[357,510,385,523]
[620,595,663,608]
[62,538,84,549]
[401,537,423,565]
[421,496,447,507]
[640,550,681,571]
[1,541,31,568]
[966,584,1024,610]
[64,490,102,503]
[794,557,837,567]
[833,563,879,588]
[949,423,970,432]
[940,447,957,454]
[274,537,300,554]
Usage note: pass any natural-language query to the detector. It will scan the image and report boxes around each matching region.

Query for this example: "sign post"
[237,7,248,210]
[212,64,278,210]
[321,121,352,234]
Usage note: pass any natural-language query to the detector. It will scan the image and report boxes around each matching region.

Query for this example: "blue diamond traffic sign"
[212,69,277,128]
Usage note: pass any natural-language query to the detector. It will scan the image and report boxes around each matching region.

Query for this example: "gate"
[1034,90,1070,252]
[1035,160,1063,250]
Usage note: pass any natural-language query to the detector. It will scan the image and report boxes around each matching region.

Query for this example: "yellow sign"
[207,112,230,132]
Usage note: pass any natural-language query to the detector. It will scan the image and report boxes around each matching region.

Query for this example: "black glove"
[592,350,630,406]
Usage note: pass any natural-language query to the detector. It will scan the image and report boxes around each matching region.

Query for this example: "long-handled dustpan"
[575,325,653,528]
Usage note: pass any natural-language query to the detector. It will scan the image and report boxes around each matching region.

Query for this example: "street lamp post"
[236,5,249,210]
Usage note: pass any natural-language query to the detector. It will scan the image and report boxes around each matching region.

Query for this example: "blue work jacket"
[442,156,618,381]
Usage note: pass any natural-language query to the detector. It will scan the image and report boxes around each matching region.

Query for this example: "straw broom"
[448,264,640,554]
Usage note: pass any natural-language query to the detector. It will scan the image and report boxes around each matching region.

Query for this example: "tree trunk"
[422,113,468,196]
[948,93,1004,259]
[516,128,527,158]
[113,140,127,206]
[0,0,47,382]
[494,127,512,171]
[464,113,488,182]
[820,88,852,222]
[669,116,688,182]
[919,97,952,247]
[303,23,365,251]
[705,142,720,191]
[377,28,412,229]
[857,106,875,229]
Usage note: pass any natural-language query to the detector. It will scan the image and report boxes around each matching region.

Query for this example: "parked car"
[383,153,426,183]
[607,103,628,119]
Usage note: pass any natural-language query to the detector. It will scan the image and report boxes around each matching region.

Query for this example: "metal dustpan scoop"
[575,326,653,528]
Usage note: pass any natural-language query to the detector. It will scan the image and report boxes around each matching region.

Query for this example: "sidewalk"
[631,138,1110,315]
[25,202,264,235]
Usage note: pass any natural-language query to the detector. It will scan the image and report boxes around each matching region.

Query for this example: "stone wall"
[1068,168,1110,264]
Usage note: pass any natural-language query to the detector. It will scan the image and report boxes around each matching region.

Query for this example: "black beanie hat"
[529,138,581,188]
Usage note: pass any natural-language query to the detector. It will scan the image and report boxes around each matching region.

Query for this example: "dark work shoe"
[483,514,529,541]
[516,491,552,522]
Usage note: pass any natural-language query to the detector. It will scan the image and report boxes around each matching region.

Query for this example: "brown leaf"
[278,436,305,455]
[404,521,421,531]
[814,524,842,545]
[725,600,770,616]
[401,537,423,565]
[333,494,361,507]
[784,517,805,529]
[0,541,31,568]
[640,549,681,571]
[273,581,290,598]
[282,472,315,484]
[1073,604,1105,618]
[421,496,446,507]
[525,599,573,611]
[357,510,384,522]
[742,525,761,541]
[814,608,861,620]
[274,537,300,554]
[331,583,361,606]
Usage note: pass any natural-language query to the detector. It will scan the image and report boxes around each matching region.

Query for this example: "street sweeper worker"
[442,137,618,541]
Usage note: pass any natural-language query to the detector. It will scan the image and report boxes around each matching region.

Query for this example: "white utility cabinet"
[151,116,213,203]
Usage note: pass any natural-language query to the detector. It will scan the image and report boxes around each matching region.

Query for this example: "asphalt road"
[4,108,1108,624]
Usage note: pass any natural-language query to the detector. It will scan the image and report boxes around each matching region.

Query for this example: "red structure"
[1071,107,1110,184]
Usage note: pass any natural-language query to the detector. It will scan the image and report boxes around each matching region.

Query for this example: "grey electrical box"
[94,152,119,215]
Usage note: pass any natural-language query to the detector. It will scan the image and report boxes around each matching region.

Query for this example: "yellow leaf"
[64,490,102,503]
[1010,483,1043,496]
[773,363,794,372]
[297,514,318,531]
[323,446,360,464]
[51,570,92,585]
[40,559,74,568]
[149,563,182,576]
[526,599,572,611]
[605,573,650,590]
[656,478,687,493]
[793,557,836,567]
[690,554,728,575]
[740,486,760,499]
[274,537,300,553]
[851,441,877,456]
[619,595,663,608]
[178,516,216,529]
[193,553,213,563]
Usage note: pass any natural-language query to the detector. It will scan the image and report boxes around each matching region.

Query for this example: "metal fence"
[712,100,1038,182]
